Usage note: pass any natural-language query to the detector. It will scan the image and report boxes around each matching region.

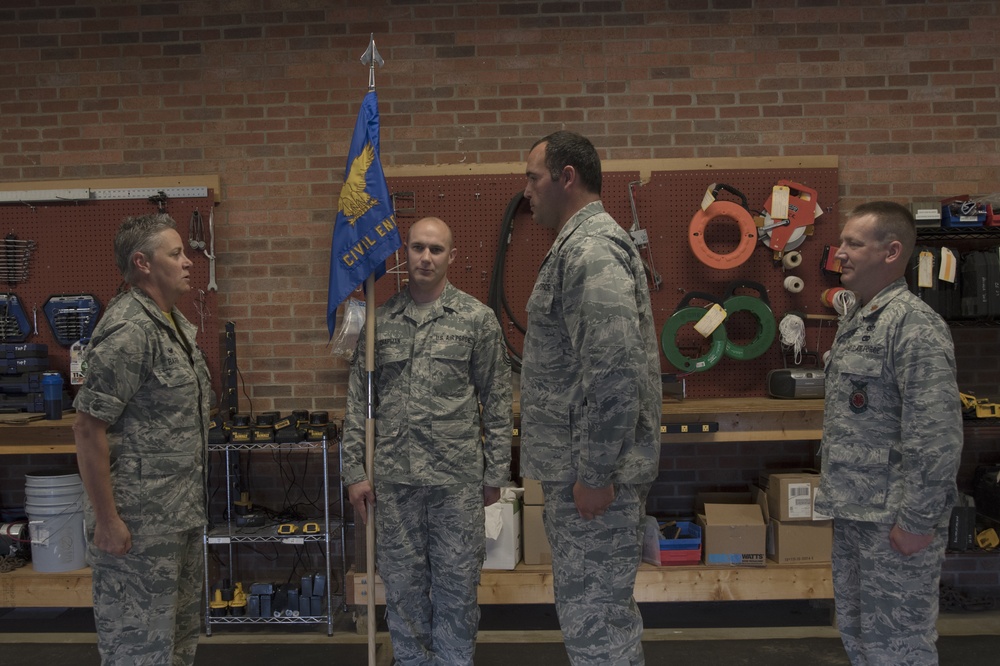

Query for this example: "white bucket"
[24,471,86,572]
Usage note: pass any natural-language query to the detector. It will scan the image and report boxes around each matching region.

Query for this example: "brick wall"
[2,0,1000,600]
[2,0,999,413]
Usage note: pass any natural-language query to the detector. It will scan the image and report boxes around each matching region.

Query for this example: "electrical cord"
[488,191,528,373]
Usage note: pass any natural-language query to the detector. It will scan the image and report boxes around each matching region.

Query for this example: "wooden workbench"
[1,399,827,609]
[348,397,832,607]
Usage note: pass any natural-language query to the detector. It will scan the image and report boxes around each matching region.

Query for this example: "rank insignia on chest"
[849,380,868,414]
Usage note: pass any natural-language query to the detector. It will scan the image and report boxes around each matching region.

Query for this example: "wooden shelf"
[511,397,825,445]
[0,417,76,455]
[1,398,825,457]
[659,397,823,443]
[0,563,93,607]
[346,561,833,606]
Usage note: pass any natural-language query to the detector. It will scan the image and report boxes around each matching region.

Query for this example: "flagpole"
[364,273,377,665]
[361,32,383,666]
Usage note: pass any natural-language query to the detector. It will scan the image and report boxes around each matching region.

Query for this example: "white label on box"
[787,483,812,519]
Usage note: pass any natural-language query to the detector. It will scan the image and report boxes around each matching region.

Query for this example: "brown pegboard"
[385,166,841,399]
[0,192,222,403]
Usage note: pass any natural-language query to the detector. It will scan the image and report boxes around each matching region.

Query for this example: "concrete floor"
[1,602,999,665]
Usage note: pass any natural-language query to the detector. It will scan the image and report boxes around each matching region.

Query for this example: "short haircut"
[848,200,917,260]
[531,130,602,195]
[114,214,177,284]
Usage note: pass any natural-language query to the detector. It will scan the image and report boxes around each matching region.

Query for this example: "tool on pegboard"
[757,180,824,260]
[189,210,205,251]
[43,294,101,346]
[689,183,758,270]
[2,233,37,286]
[0,294,31,343]
[661,291,728,373]
[627,181,662,291]
[148,190,168,212]
[189,207,217,292]
[205,205,217,291]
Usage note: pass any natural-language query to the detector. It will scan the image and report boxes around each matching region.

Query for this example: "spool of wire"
[782,251,802,269]
[783,276,804,293]
[779,313,807,364]
[831,288,856,316]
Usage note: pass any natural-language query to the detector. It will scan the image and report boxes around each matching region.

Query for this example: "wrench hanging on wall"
[204,205,217,291]
[628,181,662,291]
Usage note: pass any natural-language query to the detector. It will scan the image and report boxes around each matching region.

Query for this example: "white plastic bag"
[330,298,365,360]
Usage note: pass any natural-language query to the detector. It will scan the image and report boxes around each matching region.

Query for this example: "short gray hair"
[114,214,177,284]
[847,201,916,262]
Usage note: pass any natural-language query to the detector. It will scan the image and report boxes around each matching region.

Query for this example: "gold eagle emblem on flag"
[338,142,380,226]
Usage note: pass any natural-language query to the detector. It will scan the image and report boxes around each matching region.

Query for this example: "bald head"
[408,216,453,250]
[405,216,456,303]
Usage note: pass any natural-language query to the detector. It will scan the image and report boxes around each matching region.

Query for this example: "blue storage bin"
[658,520,702,550]
[941,202,986,228]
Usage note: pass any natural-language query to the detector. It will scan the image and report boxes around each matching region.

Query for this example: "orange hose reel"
[688,199,758,270]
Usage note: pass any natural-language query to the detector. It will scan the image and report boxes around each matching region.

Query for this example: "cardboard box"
[696,491,753,511]
[484,496,522,570]
[522,504,551,565]
[768,519,832,564]
[522,478,544,505]
[754,486,831,563]
[696,495,766,567]
[759,470,821,521]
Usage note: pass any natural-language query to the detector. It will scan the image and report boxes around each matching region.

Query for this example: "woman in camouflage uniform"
[74,214,211,666]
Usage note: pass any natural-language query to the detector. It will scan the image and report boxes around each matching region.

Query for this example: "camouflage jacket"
[342,282,512,488]
[520,201,661,487]
[815,278,962,533]
[74,287,211,535]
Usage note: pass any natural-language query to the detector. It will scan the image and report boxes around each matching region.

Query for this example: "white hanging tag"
[939,248,957,283]
[694,303,727,337]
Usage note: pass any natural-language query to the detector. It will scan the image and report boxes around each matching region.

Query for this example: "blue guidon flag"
[327,90,401,338]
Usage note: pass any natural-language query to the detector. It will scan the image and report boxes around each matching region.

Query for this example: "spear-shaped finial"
[360,33,384,91]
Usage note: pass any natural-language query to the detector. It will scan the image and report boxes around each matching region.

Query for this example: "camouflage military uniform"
[520,201,661,666]
[815,278,962,666]
[74,288,211,666]
[342,282,512,666]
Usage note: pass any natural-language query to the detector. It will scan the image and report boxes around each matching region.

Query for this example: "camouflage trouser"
[542,482,649,666]
[88,527,203,666]
[832,519,947,666]
[375,482,485,666]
